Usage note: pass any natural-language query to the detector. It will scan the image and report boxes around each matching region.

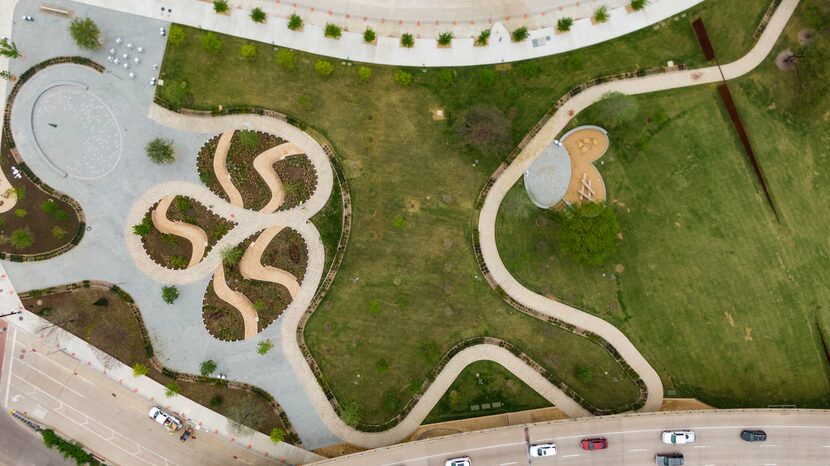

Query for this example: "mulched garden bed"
[0,139,82,257]
[139,195,235,269]
[202,228,308,341]
[21,284,293,441]
[274,155,317,211]
[197,131,284,211]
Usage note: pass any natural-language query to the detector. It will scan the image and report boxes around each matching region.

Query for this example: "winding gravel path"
[255,142,305,214]
[150,195,208,268]
[239,226,301,298]
[213,130,244,207]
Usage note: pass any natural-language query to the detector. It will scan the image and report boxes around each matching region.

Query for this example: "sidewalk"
[0,265,323,466]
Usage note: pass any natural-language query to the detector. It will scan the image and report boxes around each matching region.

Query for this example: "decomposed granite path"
[213,262,259,339]
[239,226,302,298]
[213,130,245,208]
[255,142,305,214]
[151,195,209,268]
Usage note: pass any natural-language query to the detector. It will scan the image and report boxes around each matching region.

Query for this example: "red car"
[581,438,608,450]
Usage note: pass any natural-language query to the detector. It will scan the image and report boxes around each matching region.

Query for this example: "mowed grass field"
[158,0,770,425]
[496,1,830,407]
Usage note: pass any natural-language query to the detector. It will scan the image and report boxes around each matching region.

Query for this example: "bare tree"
[37,307,77,346]
[226,394,267,436]
[455,105,512,156]
[91,346,119,371]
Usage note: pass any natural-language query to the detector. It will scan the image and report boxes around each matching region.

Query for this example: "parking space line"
[3,326,17,406]
[13,357,86,399]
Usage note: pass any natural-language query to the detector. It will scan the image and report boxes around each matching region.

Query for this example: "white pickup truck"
[148,407,182,432]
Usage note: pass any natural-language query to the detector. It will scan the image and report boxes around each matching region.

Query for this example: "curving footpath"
[212,262,259,339]
[477,0,800,414]
[255,142,305,214]
[240,226,301,298]
[151,195,208,268]
[213,130,245,208]
[136,0,800,446]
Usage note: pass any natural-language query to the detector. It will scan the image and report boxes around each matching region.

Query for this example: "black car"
[655,453,684,466]
[741,430,767,442]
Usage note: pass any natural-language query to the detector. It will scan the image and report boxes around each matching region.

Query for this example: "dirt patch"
[775,50,795,71]
[798,28,815,45]
[404,197,421,213]
[431,108,446,121]
[202,282,246,341]
[614,264,625,273]
[442,306,454,317]
[441,194,454,205]
[724,311,735,327]
[744,327,753,341]
[659,398,715,411]
[443,239,454,250]
[0,141,82,257]
[313,443,367,459]
[261,227,308,281]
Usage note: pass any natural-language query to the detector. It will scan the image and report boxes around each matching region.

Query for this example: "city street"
[314,410,830,465]
[0,325,281,466]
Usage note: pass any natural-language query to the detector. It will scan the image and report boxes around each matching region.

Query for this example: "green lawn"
[157,0,771,427]
[425,361,551,424]
[496,1,830,408]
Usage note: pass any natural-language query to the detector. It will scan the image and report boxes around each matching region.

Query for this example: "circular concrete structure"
[523,140,571,208]
[31,84,121,179]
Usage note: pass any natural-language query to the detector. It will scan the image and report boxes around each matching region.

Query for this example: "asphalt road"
[312,410,830,465]
[0,325,280,466]
[0,405,75,466]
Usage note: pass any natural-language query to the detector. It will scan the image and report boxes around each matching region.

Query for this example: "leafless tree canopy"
[226,394,267,436]
[455,105,512,156]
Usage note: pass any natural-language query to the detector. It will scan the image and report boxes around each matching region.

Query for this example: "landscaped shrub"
[200,32,223,53]
[288,14,303,31]
[239,44,257,59]
[324,23,342,39]
[52,226,67,240]
[221,245,242,265]
[375,358,389,372]
[575,365,593,382]
[146,138,175,164]
[10,228,33,249]
[269,427,286,444]
[93,298,108,307]
[314,59,334,76]
[631,0,648,11]
[357,66,372,82]
[213,0,228,13]
[363,27,376,43]
[251,7,267,23]
[257,339,274,355]
[594,6,609,23]
[555,202,619,266]
[557,17,574,32]
[0,71,13,81]
[400,33,414,48]
[276,49,296,70]
[161,285,179,304]
[0,37,19,58]
[165,381,180,397]
[238,129,258,148]
[168,255,187,268]
[169,25,186,47]
[475,29,491,46]
[437,31,453,46]
[394,69,413,86]
[69,17,101,50]
[511,26,529,42]
[14,208,26,217]
[209,394,223,407]
[454,105,511,156]
[132,217,151,236]
[132,362,148,377]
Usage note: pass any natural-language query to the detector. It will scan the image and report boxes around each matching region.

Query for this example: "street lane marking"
[499,462,517,465]
[25,345,92,384]
[693,445,710,449]
[759,444,779,447]
[14,358,86,399]
[628,448,647,452]
[562,454,580,458]
[3,327,16,407]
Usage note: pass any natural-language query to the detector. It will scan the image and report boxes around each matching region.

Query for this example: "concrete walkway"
[54,0,702,67]
[150,195,209,268]
[477,0,800,413]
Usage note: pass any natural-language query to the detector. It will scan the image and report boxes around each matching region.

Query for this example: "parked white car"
[445,457,471,466]
[530,443,557,457]
[662,430,695,444]
[148,406,182,432]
